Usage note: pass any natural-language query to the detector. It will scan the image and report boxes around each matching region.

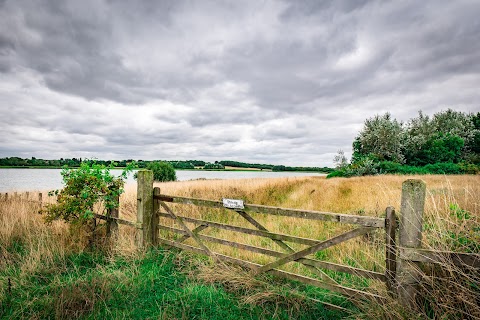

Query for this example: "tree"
[147,161,177,182]
[413,133,464,165]
[353,113,405,163]
[333,150,349,170]
[404,109,477,165]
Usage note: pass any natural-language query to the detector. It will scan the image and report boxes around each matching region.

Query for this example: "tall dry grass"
[1,174,479,318]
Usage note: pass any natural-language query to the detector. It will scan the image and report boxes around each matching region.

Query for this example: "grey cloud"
[1,0,480,166]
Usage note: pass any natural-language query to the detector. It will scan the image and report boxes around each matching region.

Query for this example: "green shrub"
[326,170,346,178]
[147,161,177,182]
[44,162,132,225]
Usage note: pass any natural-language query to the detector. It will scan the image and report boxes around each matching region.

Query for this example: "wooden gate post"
[136,170,154,249]
[106,190,120,243]
[397,179,426,309]
[385,206,397,296]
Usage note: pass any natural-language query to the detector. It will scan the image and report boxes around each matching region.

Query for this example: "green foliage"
[446,204,479,253]
[0,249,349,319]
[336,109,480,177]
[203,162,225,170]
[333,150,348,170]
[171,161,195,169]
[0,157,83,168]
[219,160,274,170]
[352,113,405,163]
[219,160,333,173]
[44,162,133,225]
[326,170,347,178]
[328,161,480,178]
[410,133,464,165]
[146,161,177,182]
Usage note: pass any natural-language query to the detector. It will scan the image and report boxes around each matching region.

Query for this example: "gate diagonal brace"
[177,224,209,243]
[235,209,339,284]
[255,227,373,275]
[235,210,294,252]
[159,201,214,257]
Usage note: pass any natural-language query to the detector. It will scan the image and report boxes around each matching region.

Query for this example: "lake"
[0,169,326,192]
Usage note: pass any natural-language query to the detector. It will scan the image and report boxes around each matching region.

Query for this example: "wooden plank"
[95,214,138,228]
[236,210,339,285]
[399,247,480,268]
[177,224,209,243]
[268,269,385,302]
[157,237,385,301]
[256,227,373,274]
[159,201,214,256]
[385,206,397,295]
[307,297,353,314]
[158,212,321,246]
[155,194,385,228]
[157,224,386,281]
[158,224,284,256]
[297,259,386,282]
[236,210,295,253]
[152,187,161,245]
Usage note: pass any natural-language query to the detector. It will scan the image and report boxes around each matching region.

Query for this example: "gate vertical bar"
[153,187,161,245]
[106,190,120,243]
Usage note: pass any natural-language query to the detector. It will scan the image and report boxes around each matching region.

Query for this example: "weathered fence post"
[385,206,397,296]
[136,170,154,249]
[397,179,426,309]
[106,190,120,243]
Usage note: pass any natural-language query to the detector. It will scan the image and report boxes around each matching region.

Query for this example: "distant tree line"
[219,160,273,170]
[0,157,84,167]
[219,160,333,173]
[0,157,333,173]
[329,109,480,177]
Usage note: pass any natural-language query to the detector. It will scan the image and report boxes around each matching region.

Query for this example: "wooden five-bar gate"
[127,171,479,310]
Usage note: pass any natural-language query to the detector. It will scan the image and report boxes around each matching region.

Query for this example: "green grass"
[0,248,351,319]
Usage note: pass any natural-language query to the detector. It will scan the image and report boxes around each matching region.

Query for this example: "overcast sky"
[1,0,479,166]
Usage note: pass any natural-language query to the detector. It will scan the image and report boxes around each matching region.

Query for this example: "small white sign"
[222,198,244,210]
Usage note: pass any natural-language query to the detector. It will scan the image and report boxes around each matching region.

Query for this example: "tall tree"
[352,113,405,163]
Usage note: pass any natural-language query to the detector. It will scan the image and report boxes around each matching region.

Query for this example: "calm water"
[0,169,325,192]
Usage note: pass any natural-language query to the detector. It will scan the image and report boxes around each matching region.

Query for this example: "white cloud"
[0,0,479,167]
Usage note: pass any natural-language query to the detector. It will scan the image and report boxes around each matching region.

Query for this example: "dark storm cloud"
[0,0,479,166]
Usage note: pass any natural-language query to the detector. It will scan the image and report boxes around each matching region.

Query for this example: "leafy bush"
[147,161,177,182]
[44,162,132,225]
[326,170,347,178]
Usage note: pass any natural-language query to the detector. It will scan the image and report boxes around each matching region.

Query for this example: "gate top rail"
[154,194,385,228]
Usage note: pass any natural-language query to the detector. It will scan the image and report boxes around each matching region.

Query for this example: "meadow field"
[1,175,479,319]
